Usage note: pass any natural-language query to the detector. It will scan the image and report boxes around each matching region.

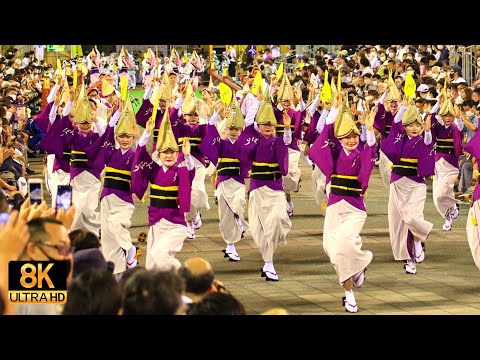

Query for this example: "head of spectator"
[459,86,472,102]
[415,97,426,115]
[179,257,227,305]
[471,87,480,105]
[188,292,246,315]
[460,99,477,121]
[69,229,100,251]
[72,247,114,279]
[417,84,429,99]
[62,267,121,315]
[14,217,72,315]
[121,269,186,315]
[21,217,73,283]
[449,65,463,82]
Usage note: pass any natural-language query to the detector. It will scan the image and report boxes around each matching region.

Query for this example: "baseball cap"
[417,84,429,93]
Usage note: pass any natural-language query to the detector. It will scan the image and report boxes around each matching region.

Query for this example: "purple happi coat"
[173,119,207,165]
[52,116,102,180]
[130,144,194,226]
[34,102,53,134]
[198,124,246,187]
[239,124,289,192]
[381,120,435,184]
[86,125,135,204]
[430,114,463,168]
[308,123,377,212]
[373,103,397,138]
[39,113,71,173]
[303,111,321,145]
[273,107,305,152]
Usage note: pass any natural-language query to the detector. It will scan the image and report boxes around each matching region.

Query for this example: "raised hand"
[333,92,342,109]
[214,101,225,118]
[295,87,302,102]
[0,210,30,261]
[182,137,191,157]
[56,204,76,230]
[423,114,432,132]
[365,106,377,131]
[283,110,292,128]
[145,117,154,134]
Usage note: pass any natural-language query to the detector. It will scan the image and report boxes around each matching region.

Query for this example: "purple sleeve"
[430,113,439,142]
[453,125,463,157]
[464,129,480,158]
[373,103,386,134]
[303,112,320,144]
[135,99,153,128]
[131,145,157,200]
[237,124,258,173]
[169,105,181,127]
[39,115,72,157]
[380,121,403,164]
[86,125,115,168]
[198,124,221,165]
[170,111,183,140]
[417,140,435,177]
[276,136,289,176]
[33,102,53,133]
[307,123,336,180]
[357,143,378,193]
[293,110,305,141]
[178,166,193,213]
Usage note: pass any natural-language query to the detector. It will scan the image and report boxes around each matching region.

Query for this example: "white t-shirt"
[35,45,46,60]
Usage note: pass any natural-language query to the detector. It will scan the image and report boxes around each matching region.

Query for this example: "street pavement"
[28,149,480,315]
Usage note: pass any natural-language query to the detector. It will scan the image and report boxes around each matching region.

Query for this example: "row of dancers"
[36,66,480,313]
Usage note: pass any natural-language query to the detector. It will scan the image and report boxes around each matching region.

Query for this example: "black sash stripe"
[105,171,131,181]
[151,188,179,198]
[392,158,418,177]
[217,161,240,176]
[384,124,391,135]
[103,178,131,192]
[150,198,179,208]
[62,151,71,161]
[251,162,281,181]
[435,138,455,154]
[330,175,361,197]
[70,151,88,168]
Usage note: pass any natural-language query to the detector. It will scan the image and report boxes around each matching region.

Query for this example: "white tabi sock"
[414,240,423,255]
[345,289,356,305]
[287,202,294,212]
[264,260,275,273]
[226,243,237,254]
[126,245,136,264]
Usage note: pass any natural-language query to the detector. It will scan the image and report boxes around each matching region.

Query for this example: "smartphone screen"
[29,181,43,205]
[56,185,72,212]
[0,212,10,224]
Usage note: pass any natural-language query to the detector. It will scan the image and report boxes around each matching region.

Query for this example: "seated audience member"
[179,257,227,307]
